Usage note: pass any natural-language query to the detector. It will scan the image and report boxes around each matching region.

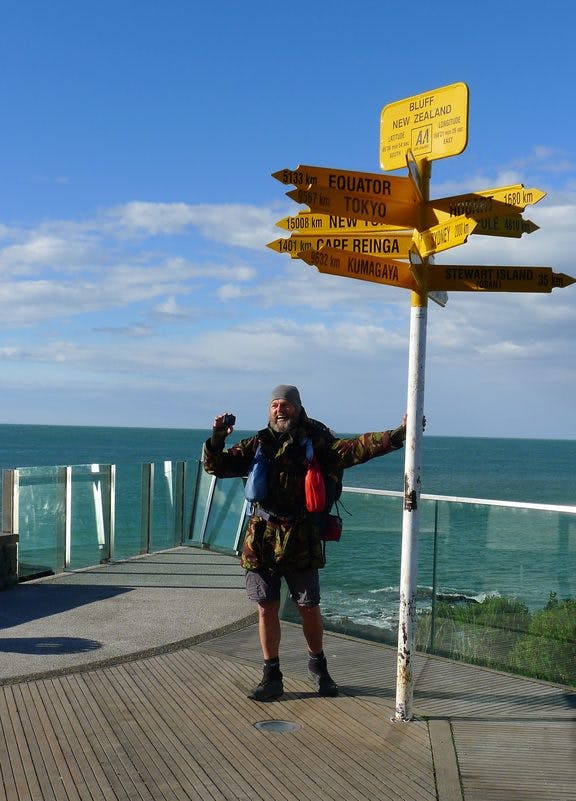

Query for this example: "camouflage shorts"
[245,567,320,606]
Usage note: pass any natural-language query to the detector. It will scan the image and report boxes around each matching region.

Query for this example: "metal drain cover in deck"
[254,720,300,733]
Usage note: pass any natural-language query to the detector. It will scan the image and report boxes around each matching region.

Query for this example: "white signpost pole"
[394,157,430,722]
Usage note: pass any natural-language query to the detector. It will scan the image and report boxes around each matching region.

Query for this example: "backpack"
[245,420,344,542]
[303,426,344,543]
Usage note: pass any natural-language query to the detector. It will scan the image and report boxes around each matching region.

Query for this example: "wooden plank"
[428,720,463,801]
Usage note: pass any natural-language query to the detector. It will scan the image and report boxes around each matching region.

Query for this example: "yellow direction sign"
[430,186,546,218]
[273,165,419,205]
[286,187,418,228]
[468,215,538,238]
[299,247,415,290]
[412,215,477,258]
[380,82,469,170]
[427,265,576,293]
[268,231,413,259]
[424,202,539,239]
[276,212,411,235]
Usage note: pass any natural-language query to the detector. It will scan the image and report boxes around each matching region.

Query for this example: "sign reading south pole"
[380,82,469,170]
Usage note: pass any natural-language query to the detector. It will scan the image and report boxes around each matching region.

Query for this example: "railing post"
[187,461,203,542]
[199,475,217,547]
[109,465,116,561]
[62,466,72,570]
[1,470,19,590]
[175,461,186,545]
[429,499,440,652]
[141,463,153,553]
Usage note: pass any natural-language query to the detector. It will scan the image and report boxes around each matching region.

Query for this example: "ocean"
[1,424,575,633]
[2,423,575,503]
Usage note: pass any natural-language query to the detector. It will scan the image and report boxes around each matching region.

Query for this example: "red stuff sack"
[321,514,342,542]
[304,457,326,512]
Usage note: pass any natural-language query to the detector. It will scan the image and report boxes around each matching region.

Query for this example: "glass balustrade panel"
[422,501,576,686]
[67,465,112,570]
[16,466,65,578]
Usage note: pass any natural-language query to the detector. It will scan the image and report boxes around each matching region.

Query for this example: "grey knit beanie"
[270,384,302,415]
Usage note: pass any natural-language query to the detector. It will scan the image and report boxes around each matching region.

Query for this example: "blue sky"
[1,0,575,437]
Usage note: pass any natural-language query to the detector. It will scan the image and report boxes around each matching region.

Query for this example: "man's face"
[269,399,298,433]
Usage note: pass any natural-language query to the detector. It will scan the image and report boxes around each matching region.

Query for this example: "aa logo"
[412,125,431,154]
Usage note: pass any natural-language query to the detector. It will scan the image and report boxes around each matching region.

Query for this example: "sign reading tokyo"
[380,82,469,170]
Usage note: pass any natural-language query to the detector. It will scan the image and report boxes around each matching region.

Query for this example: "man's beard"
[269,417,296,434]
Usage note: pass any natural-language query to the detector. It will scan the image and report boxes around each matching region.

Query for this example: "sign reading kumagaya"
[299,247,415,289]
[380,82,469,170]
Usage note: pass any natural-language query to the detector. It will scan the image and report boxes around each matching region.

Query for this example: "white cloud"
[0,192,574,434]
[109,200,279,250]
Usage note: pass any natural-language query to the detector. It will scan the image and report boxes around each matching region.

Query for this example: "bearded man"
[203,384,408,701]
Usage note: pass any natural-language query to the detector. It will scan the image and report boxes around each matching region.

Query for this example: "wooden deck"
[0,620,574,801]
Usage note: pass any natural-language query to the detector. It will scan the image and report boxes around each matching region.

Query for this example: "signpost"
[268,82,574,724]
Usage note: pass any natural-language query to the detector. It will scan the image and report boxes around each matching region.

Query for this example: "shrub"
[510,594,576,685]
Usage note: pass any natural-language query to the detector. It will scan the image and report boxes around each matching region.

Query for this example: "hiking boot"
[308,651,339,697]
[308,670,339,697]
[247,676,284,701]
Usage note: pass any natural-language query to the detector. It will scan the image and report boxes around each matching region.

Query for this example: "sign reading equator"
[273,165,418,205]
[380,82,469,170]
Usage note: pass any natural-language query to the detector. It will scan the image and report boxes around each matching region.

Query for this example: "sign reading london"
[380,82,469,170]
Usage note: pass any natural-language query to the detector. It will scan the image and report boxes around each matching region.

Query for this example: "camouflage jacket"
[203,415,402,572]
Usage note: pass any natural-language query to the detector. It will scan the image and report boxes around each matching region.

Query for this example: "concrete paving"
[0,546,257,683]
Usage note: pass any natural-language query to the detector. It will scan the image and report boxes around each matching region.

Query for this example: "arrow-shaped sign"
[299,247,416,289]
[431,184,546,216]
[273,165,419,205]
[468,215,539,238]
[427,265,576,293]
[267,231,413,259]
[424,201,539,239]
[412,215,477,258]
[286,187,418,228]
[275,212,412,235]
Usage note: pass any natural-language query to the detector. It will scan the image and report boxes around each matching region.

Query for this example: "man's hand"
[210,412,235,449]
[389,413,426,448]
[213,413,235,433]
[401,413,426,431]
